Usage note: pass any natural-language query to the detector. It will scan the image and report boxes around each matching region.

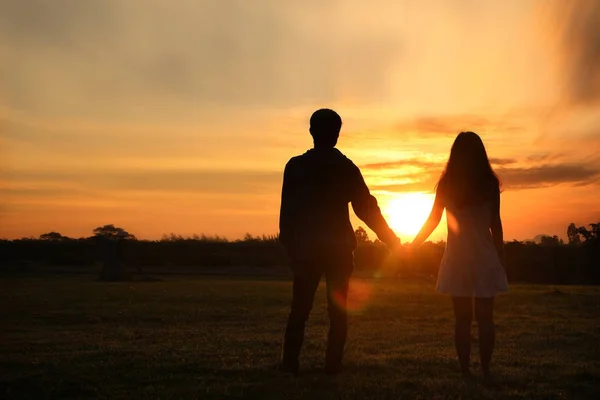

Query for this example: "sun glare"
[384,192,435,240]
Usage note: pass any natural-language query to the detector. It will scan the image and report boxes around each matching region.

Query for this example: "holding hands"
[386,237,421,272]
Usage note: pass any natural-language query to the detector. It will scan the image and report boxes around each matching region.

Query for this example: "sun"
[384,192,435,240]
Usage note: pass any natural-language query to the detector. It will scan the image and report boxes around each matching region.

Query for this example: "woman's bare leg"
[451,297,473,374]
[475,297,495,374]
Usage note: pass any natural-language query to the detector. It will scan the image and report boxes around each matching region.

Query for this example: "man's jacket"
[279,147,397,256]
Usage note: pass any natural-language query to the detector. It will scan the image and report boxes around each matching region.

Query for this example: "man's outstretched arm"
[350,165,399,247]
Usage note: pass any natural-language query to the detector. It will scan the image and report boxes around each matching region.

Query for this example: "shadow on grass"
[195,361,495,399]
[4,356,593,400]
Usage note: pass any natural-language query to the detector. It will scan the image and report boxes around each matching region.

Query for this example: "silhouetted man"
[279,108,400,375]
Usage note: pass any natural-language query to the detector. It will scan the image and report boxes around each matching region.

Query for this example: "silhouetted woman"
[411,131,508,376]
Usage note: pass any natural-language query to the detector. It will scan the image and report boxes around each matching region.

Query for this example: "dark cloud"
[526,153,563,163]
[361,158,600,192]
[497,164,600,189]
[14,153,577,197]
[489,158,516,166]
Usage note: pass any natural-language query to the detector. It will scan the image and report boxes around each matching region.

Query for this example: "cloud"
[361,158,600,192]
[0,0,403,119]
[2,168,282,196]
[7,155,591,202]
[526,153,564,163]
[0,113,297,174]
[497,164,600,189]
[361,159,441,192]
[393,113,525,137]
[13,156,595,205]
[362,159,440,171]
[550,0,600,105]
[363,157,516,171]
[489,158,516,166]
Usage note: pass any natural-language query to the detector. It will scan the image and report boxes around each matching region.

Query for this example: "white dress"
[436,200,508,298]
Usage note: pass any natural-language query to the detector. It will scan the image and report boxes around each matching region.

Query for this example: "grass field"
[1,274,600,399]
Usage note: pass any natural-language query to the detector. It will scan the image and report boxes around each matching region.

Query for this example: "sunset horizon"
[3,1,600,397]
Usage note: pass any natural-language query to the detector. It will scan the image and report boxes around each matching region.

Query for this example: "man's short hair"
[310,108,342,136]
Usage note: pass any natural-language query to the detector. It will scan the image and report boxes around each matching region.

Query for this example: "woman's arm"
[490,187,506,266]
[411,191,445,248]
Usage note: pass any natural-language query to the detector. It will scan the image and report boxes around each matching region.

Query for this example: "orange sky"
[1,0,599,242]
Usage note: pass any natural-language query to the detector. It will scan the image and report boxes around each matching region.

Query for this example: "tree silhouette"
[39,232,67,241]
[4,220,600,284]
[567,223,581,245]
[92,225,136,240]
[577,222,600,283]
[540,235,563,247]
[577,223,600,242]
[355,226,370,245]
[93,225,134,281]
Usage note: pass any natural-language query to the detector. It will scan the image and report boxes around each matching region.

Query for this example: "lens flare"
[333,279,373,313]
[447,211,460,234]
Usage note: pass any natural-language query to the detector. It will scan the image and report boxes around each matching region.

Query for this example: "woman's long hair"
[436,131,501,207]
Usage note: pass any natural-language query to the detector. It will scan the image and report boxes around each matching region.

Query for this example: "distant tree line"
[1,222,599,284]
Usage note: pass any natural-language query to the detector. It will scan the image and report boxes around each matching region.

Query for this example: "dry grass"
[1,275,600,399]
